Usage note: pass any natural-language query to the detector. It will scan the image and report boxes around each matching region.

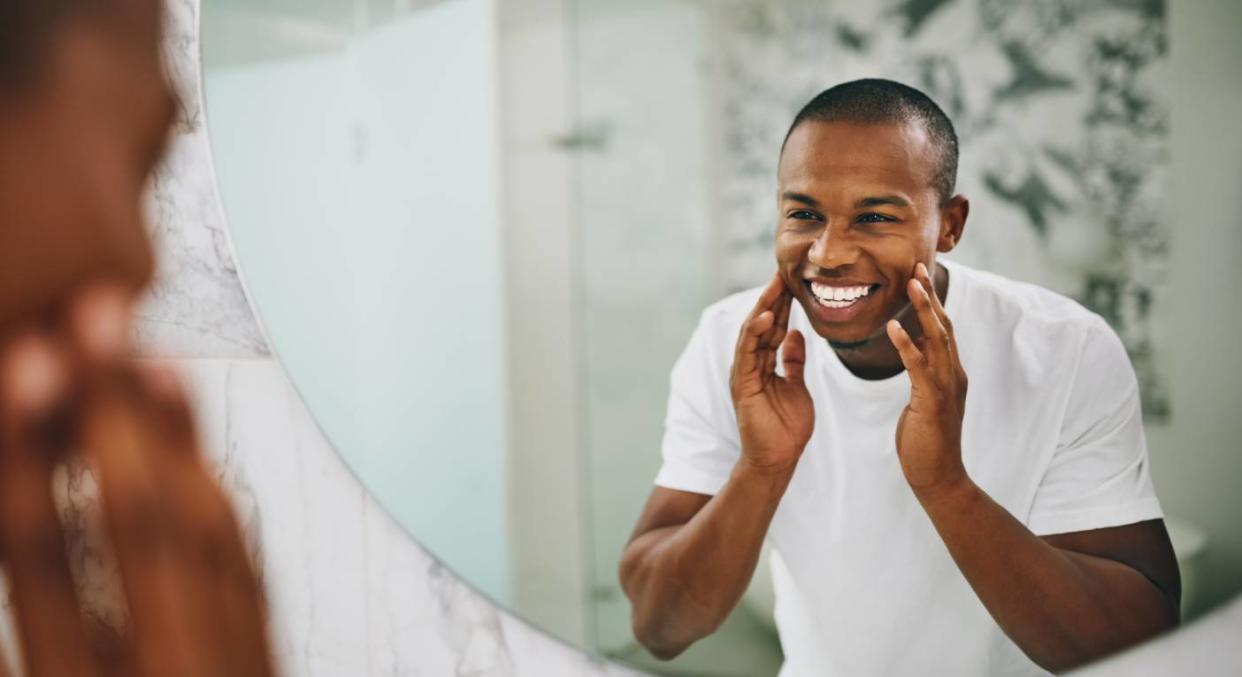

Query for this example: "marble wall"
[138,0,270,359]
[0,0,634,674]
[172,360,631,676]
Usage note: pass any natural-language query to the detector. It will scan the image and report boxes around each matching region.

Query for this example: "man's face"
[776,119,964,348]
[0,0,174,329]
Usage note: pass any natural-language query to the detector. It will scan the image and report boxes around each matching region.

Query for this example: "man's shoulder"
[950,261,1125,389]
[677,287,771,372]
[950,260,1105,336]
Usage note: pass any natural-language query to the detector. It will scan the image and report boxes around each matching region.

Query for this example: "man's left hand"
[885,262,969,499]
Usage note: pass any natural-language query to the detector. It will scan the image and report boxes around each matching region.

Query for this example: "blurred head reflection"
[0,0,173,326]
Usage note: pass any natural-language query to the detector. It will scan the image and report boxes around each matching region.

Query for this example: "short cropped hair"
[782,78,960,203]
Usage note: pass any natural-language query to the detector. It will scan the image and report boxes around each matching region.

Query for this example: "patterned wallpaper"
[710,0,1170,419]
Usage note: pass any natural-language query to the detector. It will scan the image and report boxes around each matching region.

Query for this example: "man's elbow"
[631,608,711,661]
[627,588,723,661]
[620,551,714,661]
[633,620,691,661]
[1030,610,1180,674]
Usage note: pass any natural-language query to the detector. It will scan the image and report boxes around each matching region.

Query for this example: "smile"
[806,280,880,309]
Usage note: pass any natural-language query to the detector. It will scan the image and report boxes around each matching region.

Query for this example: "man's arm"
[620,273,812,659]
[620,468,792,659]
[887,263,1179,673]
[919,480,1178,672]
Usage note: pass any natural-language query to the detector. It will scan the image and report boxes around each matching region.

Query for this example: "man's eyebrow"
[781,191,821,207]
[856,195,911,209]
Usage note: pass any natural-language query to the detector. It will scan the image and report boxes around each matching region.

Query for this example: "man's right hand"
[621,272,814,659]
[730,272,814,475]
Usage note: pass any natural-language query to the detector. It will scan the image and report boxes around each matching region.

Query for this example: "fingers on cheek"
[886,320,910,352]
[0,334,78,494]
[0,336,99,674]
[76,368,170,555]
[887,321,926,369]
[133,362,196,453]
[94,370,245,673]
[0,334,72,427]
[66,284,133,365]
[916,280,932,307]
[753,311,774,334]
[906,279,924,307]
[80,375,194,665]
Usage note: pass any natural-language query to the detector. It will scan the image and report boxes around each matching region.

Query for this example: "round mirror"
[201,0,1238,675]
[202,0,511,601]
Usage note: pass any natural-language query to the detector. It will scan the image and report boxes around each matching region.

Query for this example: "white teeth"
[810,281,873,307]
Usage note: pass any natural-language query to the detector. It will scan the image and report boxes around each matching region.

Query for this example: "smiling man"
[619,79,1179,676]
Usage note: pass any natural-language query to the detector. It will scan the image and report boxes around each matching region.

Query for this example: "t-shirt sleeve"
[1027,316,1164,536]
[653,308,742,496]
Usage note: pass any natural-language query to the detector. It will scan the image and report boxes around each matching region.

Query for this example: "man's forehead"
[778,119,937,191]
[781,119,933,164]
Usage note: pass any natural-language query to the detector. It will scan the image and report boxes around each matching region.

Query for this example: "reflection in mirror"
[202,0,1240,675]
[203,0,511,600]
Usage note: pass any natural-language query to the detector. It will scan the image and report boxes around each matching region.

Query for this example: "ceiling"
[201,0,451,68]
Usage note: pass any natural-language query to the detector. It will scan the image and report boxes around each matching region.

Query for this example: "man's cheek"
[774,246,800,288]
[777,269,800,295]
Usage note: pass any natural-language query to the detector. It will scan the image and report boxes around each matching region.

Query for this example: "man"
[620,79,1179,676]
[0,0,275,675]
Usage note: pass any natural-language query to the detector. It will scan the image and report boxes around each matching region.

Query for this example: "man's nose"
[807,223,859,269]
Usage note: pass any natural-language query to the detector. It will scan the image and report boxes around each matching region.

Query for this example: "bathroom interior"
[118,0,1242,674]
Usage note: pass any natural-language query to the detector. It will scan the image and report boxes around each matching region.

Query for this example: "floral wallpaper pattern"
[711,0,1170,419]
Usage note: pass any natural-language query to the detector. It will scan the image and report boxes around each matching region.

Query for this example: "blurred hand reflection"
[0,289,275,677]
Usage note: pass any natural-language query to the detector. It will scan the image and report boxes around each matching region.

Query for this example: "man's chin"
[826,336,872,351]
[813,321,888,351]
[797,294,896,352]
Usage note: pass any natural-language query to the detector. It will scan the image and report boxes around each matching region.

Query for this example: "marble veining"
[133,0,269,358]
[181,359,638,677]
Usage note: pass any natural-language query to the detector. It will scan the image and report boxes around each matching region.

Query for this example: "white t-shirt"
[654,259,1164,677]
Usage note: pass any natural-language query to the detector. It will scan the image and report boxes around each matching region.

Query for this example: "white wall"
[205,0,511,603]
[1144,0,1242,617]
[498,0,592,646]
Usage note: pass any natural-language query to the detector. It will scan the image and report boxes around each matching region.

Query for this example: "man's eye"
[856,213,894,224]
[789,210,820,221]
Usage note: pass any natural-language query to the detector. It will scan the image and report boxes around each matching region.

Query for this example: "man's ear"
[937,195,969,253]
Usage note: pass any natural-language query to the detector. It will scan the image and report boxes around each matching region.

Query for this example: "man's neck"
[831,262,950,381]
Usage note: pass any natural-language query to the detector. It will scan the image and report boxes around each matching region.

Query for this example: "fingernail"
[73,286,131,360]
[1,335,68,416]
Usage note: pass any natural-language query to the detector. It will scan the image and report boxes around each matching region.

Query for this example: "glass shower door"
[571,1,783,674]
